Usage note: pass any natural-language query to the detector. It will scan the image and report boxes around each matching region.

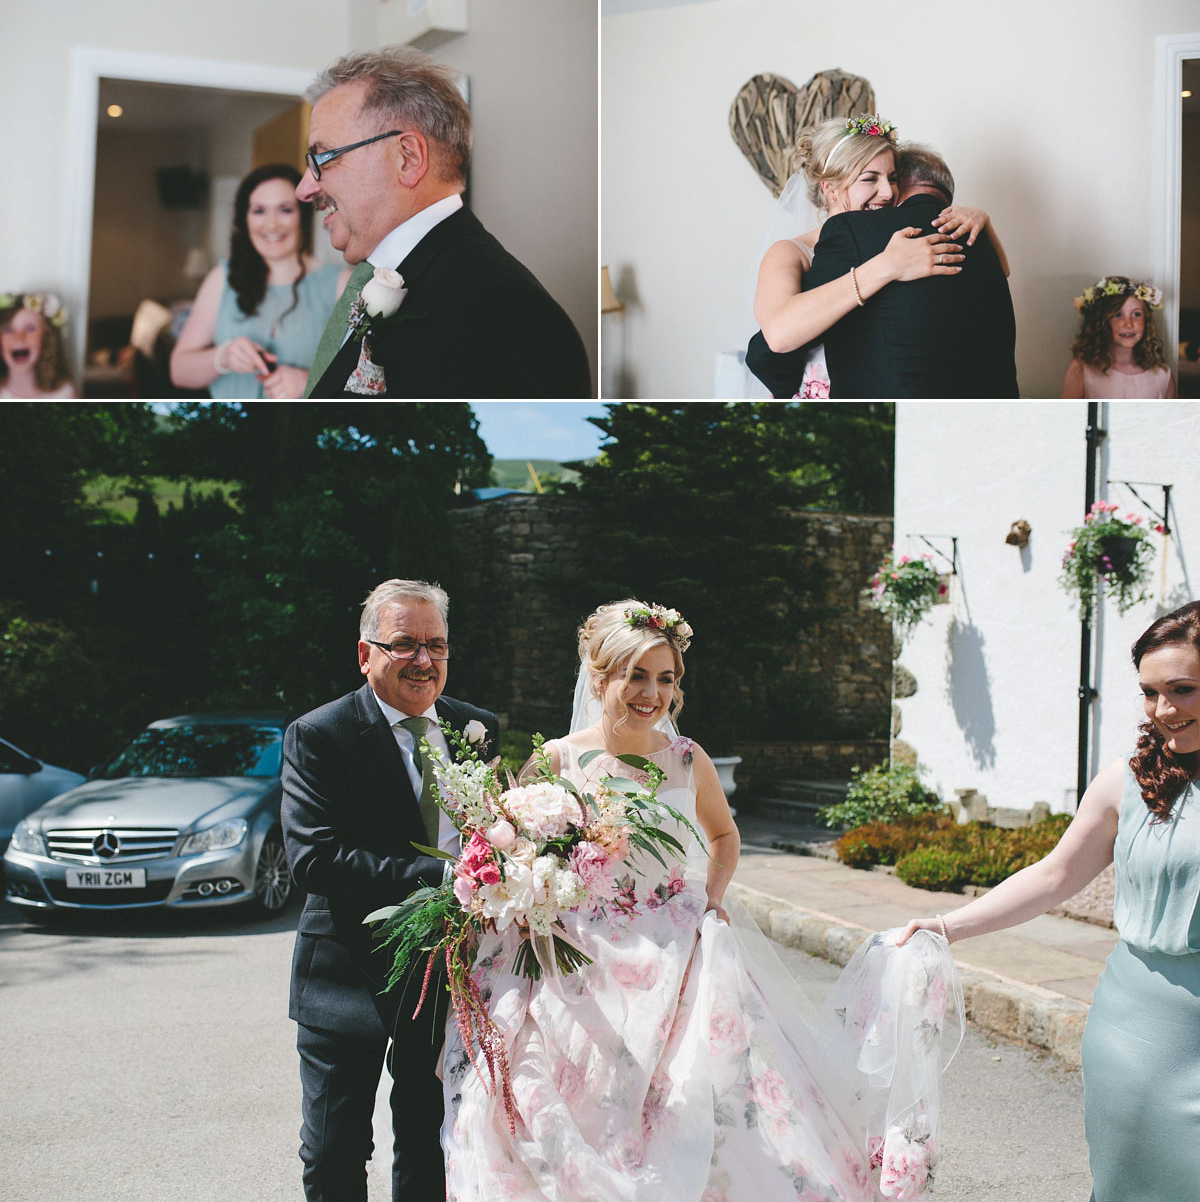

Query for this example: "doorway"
[1153,32,1200,398]
[63,48,317,391]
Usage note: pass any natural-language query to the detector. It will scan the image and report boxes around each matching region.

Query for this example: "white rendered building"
[893,401,1199,815]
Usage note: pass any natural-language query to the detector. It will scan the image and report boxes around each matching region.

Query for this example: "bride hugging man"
[281,578,962,1202]
[746,116,1019,399]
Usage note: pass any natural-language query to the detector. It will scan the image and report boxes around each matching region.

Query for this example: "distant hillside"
[490,459,584,492]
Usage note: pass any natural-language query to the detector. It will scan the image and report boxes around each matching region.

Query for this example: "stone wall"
[446,495,893,782]
[730,739,892,795]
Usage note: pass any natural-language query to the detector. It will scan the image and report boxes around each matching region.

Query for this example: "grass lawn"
[84,476,240,519]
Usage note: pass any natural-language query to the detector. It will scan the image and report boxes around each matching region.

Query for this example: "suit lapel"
[314,206,484,396]
[355,684,419,813]
[395,205,484,287]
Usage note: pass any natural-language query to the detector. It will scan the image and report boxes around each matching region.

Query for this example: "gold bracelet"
[850,266,865,307]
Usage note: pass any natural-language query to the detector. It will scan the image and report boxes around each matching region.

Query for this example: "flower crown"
[625,605,693,651]
[1073,277,1163,313]
[0,291,69,328]
[841,115,897,143]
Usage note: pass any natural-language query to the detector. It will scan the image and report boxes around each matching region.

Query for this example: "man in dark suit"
[297,45,591,398]
[282,578,499,1201]
[746,144,1019,398]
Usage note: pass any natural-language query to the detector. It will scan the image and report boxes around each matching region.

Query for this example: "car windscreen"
[100,725,283,779]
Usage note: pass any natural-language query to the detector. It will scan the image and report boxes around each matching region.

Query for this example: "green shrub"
[499,729,535,779]
[895,845,975,892]
[883,813,1073,892]
[819,761,943,830]
[834,811,952,869]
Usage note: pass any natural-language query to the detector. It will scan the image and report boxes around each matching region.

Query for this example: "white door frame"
[1153,31,1200,356]
[64,47,315,384]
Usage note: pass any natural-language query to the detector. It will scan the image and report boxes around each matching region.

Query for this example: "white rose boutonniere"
[359,266,407,319]
[344,266,410,396]
[463,720,488,747]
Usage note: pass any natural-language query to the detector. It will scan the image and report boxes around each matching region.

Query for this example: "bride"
[441,599,961,1201]
[750,115,1002,398]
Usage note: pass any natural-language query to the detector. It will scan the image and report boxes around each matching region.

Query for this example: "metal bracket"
[1104,480,1172,536]
[910,534,959,576]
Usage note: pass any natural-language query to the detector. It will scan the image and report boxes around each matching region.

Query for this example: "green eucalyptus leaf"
[410,842,456,861]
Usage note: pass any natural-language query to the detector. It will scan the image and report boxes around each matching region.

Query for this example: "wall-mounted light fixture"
[1005,520,1031,548]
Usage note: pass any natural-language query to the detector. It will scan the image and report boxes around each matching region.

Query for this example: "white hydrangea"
[503,782,583,841]
[552,867,589,911]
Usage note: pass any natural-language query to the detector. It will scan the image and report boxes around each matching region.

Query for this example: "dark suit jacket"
[746,193,1019,398]
[282,684,499,1038]
[310,205,591,399]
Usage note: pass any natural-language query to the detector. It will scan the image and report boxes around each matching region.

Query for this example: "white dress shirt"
[371,691,459,855]
[368,192,463,273]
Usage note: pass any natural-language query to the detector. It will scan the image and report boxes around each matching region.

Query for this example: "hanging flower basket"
[1059,502,1160,617]
[868,550,947,640]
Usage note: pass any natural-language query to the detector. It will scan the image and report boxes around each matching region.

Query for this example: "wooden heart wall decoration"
[729,68,876,198]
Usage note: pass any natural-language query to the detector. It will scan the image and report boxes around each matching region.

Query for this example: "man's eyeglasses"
[305,130,403,182]
[366,638,451,661]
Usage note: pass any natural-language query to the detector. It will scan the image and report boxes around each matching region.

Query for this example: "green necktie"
[304,259,375,398]
[399,716,439,844]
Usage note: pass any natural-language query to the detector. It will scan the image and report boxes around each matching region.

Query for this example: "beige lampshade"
[601,266,625,314]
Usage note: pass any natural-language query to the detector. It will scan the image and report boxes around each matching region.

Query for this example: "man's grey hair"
[894,142,955,203]
[360,579,450,640]
[307,45,471,185]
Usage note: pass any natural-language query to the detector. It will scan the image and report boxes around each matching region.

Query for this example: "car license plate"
[65,867,147,889]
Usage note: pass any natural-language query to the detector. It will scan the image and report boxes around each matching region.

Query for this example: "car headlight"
[180,818,248,855]
[9,819,45,855]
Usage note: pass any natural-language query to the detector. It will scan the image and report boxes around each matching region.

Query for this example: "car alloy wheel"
[252,834,293,915]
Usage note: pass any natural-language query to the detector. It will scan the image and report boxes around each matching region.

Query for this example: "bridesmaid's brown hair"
[1130,601,1200,821]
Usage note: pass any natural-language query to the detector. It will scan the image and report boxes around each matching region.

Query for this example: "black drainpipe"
[1077,402,1105,805]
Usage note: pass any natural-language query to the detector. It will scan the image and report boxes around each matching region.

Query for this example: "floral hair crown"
[1073,277,1162,313]
[841,115,897,143]
[624,605,693,651]
[0,291,69,328]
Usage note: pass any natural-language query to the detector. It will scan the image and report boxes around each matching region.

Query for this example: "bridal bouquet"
[365,724,699,1127]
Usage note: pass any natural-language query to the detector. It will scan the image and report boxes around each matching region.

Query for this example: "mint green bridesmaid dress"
[1081,765,1200,1201]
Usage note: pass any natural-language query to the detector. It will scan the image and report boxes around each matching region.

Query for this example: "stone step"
[738,794,834,825]
[760,779,849,804]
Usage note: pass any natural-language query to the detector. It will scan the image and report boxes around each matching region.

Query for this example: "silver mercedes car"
[3,713,294,916]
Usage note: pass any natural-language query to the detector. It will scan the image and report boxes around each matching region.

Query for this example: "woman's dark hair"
[1130,600,1200,821]
[1071,278,1169,374]
[227,163,312,320]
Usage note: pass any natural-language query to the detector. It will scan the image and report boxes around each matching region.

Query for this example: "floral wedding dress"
[441,739,960,1201]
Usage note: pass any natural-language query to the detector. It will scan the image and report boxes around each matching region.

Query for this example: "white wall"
[434,0,599,393]
[894,400,1200,815]
[602,0,1200,399]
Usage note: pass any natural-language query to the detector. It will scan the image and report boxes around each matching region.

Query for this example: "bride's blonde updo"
[793,114,898,212]
[578,599,689,724]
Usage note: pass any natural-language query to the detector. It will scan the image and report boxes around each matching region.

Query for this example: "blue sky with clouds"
[471,402,609,461]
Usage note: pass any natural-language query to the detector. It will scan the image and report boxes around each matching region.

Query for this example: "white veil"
[568,659,678,737]
[716,170,819,399]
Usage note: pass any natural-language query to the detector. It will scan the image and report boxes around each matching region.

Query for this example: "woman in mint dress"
[902,599,1200,1201]
[171,163,348,399]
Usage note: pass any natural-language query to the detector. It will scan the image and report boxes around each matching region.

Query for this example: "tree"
[157,403,493,710]
[0,401,492,759]
[553,403,894,748]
